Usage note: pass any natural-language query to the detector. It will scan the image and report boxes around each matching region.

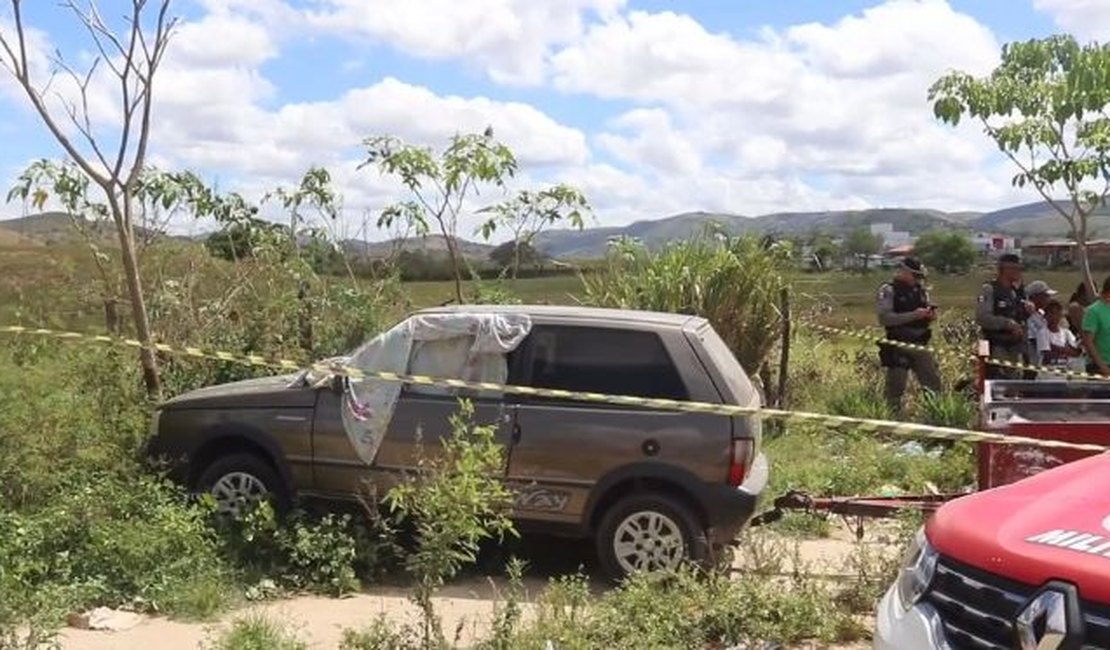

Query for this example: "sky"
[1,0,1109,241]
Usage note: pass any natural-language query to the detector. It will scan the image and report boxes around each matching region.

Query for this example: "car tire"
[195,453,290,519]
[595,492,708,582]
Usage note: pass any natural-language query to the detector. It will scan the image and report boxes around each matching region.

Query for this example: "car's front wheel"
[595,493,708,581]
[195,453,289,519]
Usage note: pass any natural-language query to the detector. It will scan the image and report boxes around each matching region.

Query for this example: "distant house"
[870,223,913,249]
[1022,240,1110,268]
[970,233,1017,256]
[884,244,914,258]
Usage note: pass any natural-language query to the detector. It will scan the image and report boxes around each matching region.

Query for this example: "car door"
[310,334,515,499]
[505,324,704,528]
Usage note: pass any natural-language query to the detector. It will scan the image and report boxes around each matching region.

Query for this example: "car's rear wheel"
[195,453,288,519]
[595,493,708,581]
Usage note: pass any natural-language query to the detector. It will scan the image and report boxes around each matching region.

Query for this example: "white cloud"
[306,0,624,84]
[595,109,701,176]
[0,0,1064,239]
[549,0,1022,215]
[1034,0,1110,42]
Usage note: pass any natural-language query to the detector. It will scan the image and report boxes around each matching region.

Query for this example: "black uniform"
[876,279,941,414]
[976,280,1028,380]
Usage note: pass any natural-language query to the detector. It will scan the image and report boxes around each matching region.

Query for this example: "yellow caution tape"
[0,324,1106,453]
[804,320,1109,382]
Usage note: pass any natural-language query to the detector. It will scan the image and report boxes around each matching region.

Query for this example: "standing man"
[1022,280,1057,379]
[876,257,941,415]
[1082,276,1110,376]
[976,254,1030,379]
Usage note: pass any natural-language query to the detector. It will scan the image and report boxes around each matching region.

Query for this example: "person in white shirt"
[1036,299,1084,380]
[1023,280,1057,379]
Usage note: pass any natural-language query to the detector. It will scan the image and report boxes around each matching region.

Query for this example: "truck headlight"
[896,527,938,611]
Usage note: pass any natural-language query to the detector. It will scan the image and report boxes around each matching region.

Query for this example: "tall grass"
[580,233,790,373]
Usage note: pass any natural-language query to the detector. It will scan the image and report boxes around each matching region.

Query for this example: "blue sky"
[0,0,1105,239]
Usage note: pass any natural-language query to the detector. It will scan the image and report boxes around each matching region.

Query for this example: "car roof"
[413,304,705,330]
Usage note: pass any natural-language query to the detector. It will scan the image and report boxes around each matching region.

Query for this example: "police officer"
[876,257,942,415]
[976,253,1033,380]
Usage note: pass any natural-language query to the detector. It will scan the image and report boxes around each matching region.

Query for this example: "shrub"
[487,567,860,649]
[205,614,308,650]
[340,618,419,650]
[220,503,392,597]
[581,232,790,374]
[384,399,517,647]
[0,473,231,620]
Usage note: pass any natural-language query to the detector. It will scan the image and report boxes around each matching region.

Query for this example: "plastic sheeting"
[340,312,532,465]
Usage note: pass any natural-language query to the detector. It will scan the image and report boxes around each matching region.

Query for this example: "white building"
[970,233,1017,255]
[870,223,914,249]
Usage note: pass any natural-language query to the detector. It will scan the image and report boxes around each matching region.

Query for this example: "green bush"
[581,232,790,374]
[0,473,231,620]
[490,568,860,649]
[220,503,393,597]
[205,614,308,650]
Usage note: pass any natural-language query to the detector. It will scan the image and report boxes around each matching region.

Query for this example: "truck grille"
[924,556,1110,650]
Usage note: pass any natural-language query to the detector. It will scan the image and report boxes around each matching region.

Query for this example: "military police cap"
[899,256,927,277]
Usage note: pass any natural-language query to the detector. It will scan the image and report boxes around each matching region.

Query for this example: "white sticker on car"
[1026,529,1110,556]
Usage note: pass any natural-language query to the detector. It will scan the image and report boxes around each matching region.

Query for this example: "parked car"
[875,451,1110,649]
[145,305,768,580]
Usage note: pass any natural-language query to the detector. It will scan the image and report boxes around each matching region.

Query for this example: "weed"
[0,473,231,620]
[384,399,517,647]
[220,502,390,597]
[205,614,308,650]
[915,390,977,429]
[476,558,528,650]
[340,617,420,650]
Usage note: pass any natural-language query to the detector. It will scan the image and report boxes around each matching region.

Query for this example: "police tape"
[803,320,1110,382]
[1,324,1107,454]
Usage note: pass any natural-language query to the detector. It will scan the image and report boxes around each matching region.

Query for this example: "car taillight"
[728,439,754,487]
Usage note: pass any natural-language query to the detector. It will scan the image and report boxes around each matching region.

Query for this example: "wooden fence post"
[776,287,791,410]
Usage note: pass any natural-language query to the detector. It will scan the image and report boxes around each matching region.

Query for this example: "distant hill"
[0,212,172,246]
[535,208,967,259]
[341,235,495,261]
[6,200,1106,262]
[969,200,1110,237]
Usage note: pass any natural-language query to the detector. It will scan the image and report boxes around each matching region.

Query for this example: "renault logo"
[1014,582,1084,650]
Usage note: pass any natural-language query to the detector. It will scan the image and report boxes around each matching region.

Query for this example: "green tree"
[930,34,1110,293]
[477,184,590,279]
[489,240,545,271]
[362,129,518,302]
[841,227,882,271]
[0,0,177,397]
[912,231,977,274]
[811,234,839,271]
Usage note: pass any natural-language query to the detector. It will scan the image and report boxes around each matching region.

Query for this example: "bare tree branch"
[49,53,113,172]
[0,0,109,186]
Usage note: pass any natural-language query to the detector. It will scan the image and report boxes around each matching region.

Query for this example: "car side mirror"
[330,373,347,395]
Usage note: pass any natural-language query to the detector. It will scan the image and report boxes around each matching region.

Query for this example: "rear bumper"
[703,451,769,543]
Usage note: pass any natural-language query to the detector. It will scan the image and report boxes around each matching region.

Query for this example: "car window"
[522,326,688,401]
[404,335,510,400]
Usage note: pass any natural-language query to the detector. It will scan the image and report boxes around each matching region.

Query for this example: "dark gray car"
[145,305,768,579]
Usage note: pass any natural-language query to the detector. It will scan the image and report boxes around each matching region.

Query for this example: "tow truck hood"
[928,453,1110,604]
[161,373,317,410]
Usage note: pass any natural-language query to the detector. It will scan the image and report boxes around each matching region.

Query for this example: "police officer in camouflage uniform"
[976,253,1033,380]
[876,257,942,414]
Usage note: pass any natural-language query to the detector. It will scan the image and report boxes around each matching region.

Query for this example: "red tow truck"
[875,379,1110,649]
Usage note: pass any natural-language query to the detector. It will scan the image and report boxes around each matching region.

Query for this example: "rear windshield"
[695,324,759,407]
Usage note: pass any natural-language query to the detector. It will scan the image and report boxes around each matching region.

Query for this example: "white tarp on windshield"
[340,313,532,465]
